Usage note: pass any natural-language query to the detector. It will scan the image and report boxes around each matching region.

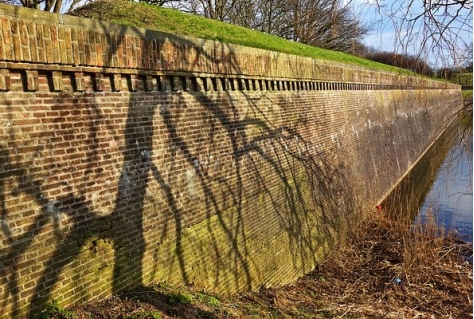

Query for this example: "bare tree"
[355,0,472,66]
[172,0,238,20]
[225,0,258,28]
[265,0,369,52]
[166,0,368,53]
[364,50,434,75]
[305,1,369,52]
[1,0,90,13]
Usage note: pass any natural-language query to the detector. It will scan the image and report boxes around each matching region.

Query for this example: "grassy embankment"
[71,0,419,75]
[451,73,473,107]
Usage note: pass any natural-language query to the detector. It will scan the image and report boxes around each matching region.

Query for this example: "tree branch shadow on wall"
[0,21,150,316]
[141,81,358,293]
[0,22,356,318]
[193,89,357,278]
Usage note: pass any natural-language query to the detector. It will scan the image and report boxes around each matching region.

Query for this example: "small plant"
[124,311,162,319]
[196,293,221,308]
[169,293,193,305]
[33,300,75,319]
[207,296,220,308]
[154,282,170,290]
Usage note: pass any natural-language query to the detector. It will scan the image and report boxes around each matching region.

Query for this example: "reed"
[313,205,473,317]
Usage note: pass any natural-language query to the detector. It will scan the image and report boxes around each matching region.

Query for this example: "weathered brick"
[0,69,10,90]
[0,6,463,319]
[25,70,39,91]
[10,20,22,61]
[50,25,61,63]
[1,18,13,60]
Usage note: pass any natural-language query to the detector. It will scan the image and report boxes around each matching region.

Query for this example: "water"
[416,121,473,244]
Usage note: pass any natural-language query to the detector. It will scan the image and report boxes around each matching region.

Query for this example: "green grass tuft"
[462,90,473,98]
[169,293,194,305]
[33,300,76,319]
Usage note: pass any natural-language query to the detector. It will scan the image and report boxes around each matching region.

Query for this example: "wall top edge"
[0,4,352,68]
[0,3,327,63]
[0,2,459,89]
[0,3,274,54]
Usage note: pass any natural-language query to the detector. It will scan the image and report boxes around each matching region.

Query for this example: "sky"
[346,0,473,68]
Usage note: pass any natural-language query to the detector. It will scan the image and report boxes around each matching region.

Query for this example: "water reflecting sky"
[418,127,473,243]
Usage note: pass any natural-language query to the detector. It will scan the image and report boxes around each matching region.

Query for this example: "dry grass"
[62,208,473,319]
[300,208,473,318]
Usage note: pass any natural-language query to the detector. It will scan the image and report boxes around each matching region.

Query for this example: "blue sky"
[346,0,473,68]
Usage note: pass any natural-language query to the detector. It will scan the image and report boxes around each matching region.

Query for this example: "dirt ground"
[50,210,472,319]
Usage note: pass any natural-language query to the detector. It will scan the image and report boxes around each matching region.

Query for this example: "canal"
[416,111,473,246]
[382,110,472,258]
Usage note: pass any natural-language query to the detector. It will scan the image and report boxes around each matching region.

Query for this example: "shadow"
[381,110,467,222]
[142,81,357,292]
[119,285,219,319]
[14,91,155,313]
[0,15,358,318]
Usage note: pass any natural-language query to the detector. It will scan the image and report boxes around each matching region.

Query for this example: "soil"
[58,210,472,319]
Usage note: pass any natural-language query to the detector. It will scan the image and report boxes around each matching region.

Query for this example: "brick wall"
[0,4,463,318]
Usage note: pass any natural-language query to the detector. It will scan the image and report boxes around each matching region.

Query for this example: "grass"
[33,300,76,319]
[462,89,473,98]
[450,73,473,87]
[70,0,417,76]
[168,293,194,305]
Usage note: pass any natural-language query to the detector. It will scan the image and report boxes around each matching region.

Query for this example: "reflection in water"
[381,110,473,248]
[417,119,473,244]
[380,115,458,223]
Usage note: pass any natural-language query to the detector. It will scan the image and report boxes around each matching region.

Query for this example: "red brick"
[0,8,462,319]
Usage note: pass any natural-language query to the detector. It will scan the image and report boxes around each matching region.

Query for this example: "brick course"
[0,4,463,318]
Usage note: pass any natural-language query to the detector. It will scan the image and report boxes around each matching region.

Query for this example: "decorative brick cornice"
[0,3,458,91]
